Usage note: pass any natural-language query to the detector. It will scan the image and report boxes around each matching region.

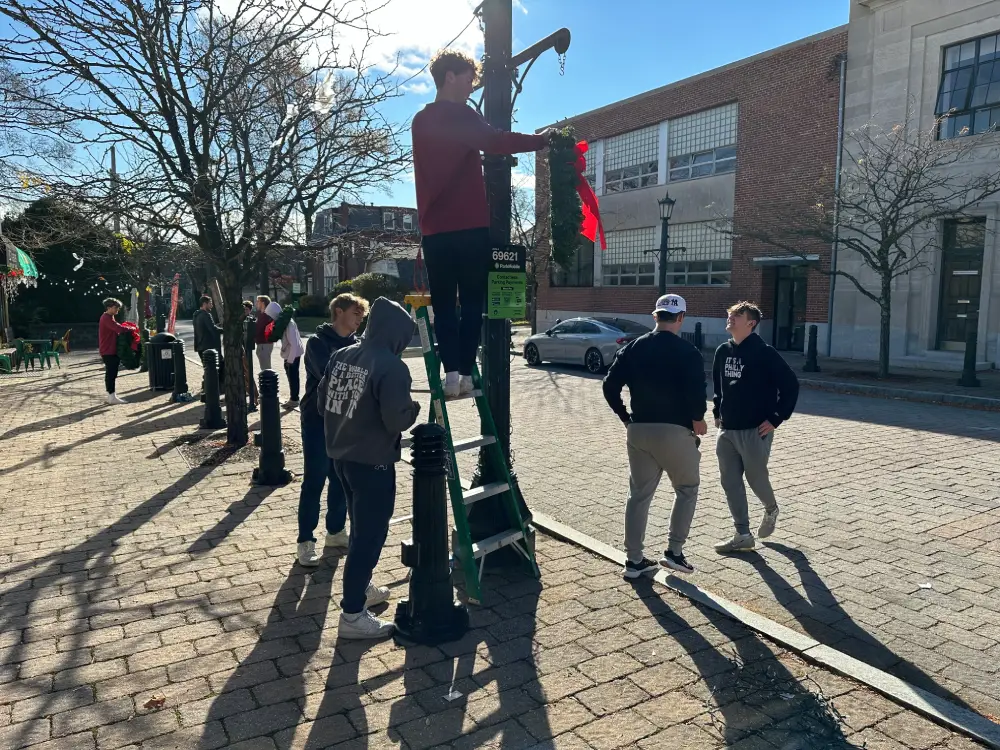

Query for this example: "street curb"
[529,511,1000,749]
[796,377,1000,411]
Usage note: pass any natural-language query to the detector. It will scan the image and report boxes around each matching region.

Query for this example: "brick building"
[535,27,849,350]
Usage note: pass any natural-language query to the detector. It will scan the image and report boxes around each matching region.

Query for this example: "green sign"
[487,246,526,319]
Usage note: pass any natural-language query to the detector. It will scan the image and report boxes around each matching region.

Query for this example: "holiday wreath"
[548,128,606,269]
[117,321,142,369]
[264,306,294,343]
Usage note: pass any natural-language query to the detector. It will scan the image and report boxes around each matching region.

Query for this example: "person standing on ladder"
[412,49,551,398]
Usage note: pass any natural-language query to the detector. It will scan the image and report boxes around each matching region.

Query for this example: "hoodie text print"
[324,361,369,419]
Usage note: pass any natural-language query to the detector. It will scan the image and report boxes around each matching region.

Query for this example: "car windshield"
[593,318,651,334]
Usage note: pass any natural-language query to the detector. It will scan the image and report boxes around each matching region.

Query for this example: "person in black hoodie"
[712,301,799,553]
[295,293,369,567]
[603,294,707,578]
[192,296,223,395]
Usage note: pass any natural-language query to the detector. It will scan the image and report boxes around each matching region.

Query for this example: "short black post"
[170,341,192,402]
[395,423,469,645]
[199,349,227,429]
[803,325,821,373]
[957,325,980,388]
[694,321,703,350]
[252,370,292,485]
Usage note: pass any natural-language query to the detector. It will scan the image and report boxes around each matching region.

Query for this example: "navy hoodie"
[301,323,356,427]
[712,333,799,431]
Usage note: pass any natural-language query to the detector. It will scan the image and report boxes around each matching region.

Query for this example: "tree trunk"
[258,258,269,297]
[877,278,892,379]
[220,270,249,446]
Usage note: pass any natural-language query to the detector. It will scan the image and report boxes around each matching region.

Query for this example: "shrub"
[327,279,354,301]
[295,294,327,318]
[350,272,407,305]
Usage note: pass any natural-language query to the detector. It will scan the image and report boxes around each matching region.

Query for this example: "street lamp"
[657,192,676,295]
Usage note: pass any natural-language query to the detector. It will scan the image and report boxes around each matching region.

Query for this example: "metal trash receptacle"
[147,332,177,390]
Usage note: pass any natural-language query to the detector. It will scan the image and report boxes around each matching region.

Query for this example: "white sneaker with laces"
[296,541,321,567]
[459,375,474,395]
[365,582,390,608]
[338,610,394,640]
[714,533,756,554]
[758,507,780,539]
[108,393,127,404]
[325,529,349,548]
[443,371,460,398]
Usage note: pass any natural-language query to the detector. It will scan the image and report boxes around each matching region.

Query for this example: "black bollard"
[394,423,469,645]
[694,321,703,350]
[252,370,292,485]
[170,341,194,402]
[199,349,227,429]
[803,325,821,373]
[957,325,980,388]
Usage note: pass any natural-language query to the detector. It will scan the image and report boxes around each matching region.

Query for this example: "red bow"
[574,141,606,250]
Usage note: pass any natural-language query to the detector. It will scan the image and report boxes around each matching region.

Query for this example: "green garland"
[117,331,141,370]
[548,128,584,270]
[265,305,294,343]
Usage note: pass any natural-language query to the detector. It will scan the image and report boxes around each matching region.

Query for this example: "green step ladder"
[403,294,538,605]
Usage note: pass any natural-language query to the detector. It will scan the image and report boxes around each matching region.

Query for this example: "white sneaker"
[107,393,127,404]
[459,375,474,395]
[443,371,460,398]
[714,533,756,554]
[338,610,394,640]
[296,541,320,567]
[758,507,780,539]
[325,529,349,548]
[365,582,390,608]
[283,399,300,408]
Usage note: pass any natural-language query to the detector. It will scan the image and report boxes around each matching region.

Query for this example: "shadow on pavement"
[187,486,277,556]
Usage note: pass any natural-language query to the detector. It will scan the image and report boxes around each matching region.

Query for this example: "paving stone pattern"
[418,359,1000,723]
[0,353,989,748]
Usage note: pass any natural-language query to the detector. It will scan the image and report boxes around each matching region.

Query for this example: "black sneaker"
[660,551,695,575]
[623,557,659,579]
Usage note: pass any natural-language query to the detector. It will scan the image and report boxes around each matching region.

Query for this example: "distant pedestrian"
[280,309,305,408]
[712,301,800,553]
[295,293,369,567]
[603,294,707,577]
[98,298,127,405]
[319,297,420,639]
[241,301,258,411]
[254,295,275,372]
[192,295,224,394]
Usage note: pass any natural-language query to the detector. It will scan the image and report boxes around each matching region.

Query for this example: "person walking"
[603,294,707,577]
[241,301,258,412]
[254,295,275,372]
[412,49,550,398]
[295,293,368,567]
[192,295,224,395]
[98,298,127,404]
[712,301,800,553]
[319,297,420,639]
[280,309,305,409]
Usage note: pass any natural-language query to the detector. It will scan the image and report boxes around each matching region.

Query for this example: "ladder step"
[471,529,526,559]
[461,482,509,506]
[412,388,483,401]
[453,435,496,452]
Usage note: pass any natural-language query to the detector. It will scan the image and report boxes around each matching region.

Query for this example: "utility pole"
[470,0,570,547]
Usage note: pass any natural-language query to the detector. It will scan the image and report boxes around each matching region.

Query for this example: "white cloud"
[512,168,535,193]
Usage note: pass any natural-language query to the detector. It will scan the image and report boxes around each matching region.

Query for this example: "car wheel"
[585,348,604,374]
[524,343,541,366]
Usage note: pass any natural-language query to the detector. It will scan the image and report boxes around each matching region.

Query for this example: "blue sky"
[362,0,849,208]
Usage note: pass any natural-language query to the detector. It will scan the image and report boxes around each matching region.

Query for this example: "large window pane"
[981,35,998,62]
[945,45,962,70]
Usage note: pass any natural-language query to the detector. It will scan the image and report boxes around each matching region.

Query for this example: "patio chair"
[38,342,60,369]
[52,329,72,353]
[0,352,12,374]
[14,340,45,371]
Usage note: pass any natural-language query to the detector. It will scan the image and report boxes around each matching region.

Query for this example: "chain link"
[558,52,566,76]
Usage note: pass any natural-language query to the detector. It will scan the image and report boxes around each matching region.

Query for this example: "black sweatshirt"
[603,330,706,428]
[712,333,799,430]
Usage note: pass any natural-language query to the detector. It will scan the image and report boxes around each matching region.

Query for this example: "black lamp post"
[657,192,676,295]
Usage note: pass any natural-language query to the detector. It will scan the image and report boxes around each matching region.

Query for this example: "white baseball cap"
[653,294,686,315]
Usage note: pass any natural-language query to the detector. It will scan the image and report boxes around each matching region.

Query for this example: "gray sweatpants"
[624,423,700,563]
[256,343,274,373]
[716,428,777,535]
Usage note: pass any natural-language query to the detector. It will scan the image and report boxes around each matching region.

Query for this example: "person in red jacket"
[98,298,127,404]
[412,49,550,398]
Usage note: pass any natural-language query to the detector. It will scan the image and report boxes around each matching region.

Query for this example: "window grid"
[666,260,731,286]
[668,103,738,158]
[603,126,658,194]
[383,211,395,229]
[602,227,656,286]
[938,32,1000,139]
[669,145,737,182]
[668,220,733,262]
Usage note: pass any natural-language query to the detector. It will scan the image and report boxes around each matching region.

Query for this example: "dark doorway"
[772,265,808,351]
[937,218,986,352]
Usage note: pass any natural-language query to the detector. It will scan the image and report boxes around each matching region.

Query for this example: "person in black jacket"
[241,301,258,412]
[712,301,799,553]
[603,294,708,577]
[192,296,223,395]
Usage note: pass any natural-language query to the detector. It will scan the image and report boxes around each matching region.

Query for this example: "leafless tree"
[0,0,409,443]
[734,109,1000,378]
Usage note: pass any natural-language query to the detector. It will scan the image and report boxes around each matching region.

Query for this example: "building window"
[402,214,413,230]
[383,211,395,229]
[602,227,656,286]
[603,126,658,194]
[937,32,1000,139]
[583,142,599,191]
[550,239,594,287]
[665,220,732,285]
[668,104,738,182]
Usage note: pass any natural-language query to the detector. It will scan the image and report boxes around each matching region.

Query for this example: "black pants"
[334,460,396,614]
[422,228,490,375]
[101,354,119,394]
[284,357,301,401]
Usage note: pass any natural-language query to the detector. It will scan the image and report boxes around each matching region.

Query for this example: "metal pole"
[658,216,669,296]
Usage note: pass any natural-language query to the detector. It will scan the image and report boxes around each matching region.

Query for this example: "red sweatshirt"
[412,101,547,237]
[98,312,125,356]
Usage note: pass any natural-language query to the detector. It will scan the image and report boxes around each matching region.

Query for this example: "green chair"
[14,340,44,371]
[38,342,60,369]
[0,352,12,374]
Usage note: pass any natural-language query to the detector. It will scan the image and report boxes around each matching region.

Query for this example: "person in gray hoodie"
[318,297,421,639]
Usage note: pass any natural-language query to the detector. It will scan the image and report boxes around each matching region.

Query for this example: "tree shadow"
[629,577,854,748]
[749,542,982,714]
[0,403,110,440]
[186,485,277,556]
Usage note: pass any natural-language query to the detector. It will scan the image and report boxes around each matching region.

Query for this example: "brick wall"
[536,29,848,323]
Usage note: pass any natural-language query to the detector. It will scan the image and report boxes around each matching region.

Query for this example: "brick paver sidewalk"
[0,353,988,749]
